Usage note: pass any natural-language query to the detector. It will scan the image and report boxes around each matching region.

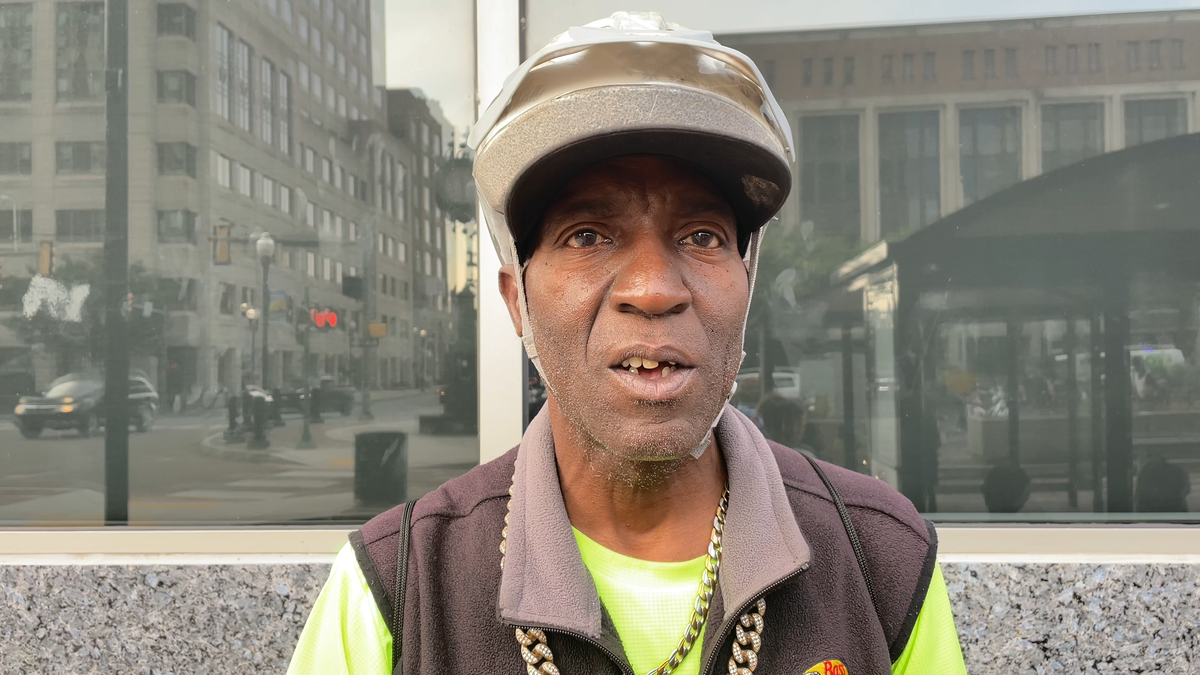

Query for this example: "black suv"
[13,376,159,439]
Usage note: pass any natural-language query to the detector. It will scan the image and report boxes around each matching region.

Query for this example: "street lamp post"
[297,286,316,449]
[359,216,375,421]
[243,306,259,384]
[257,234,275,388]
[0,195,17,251]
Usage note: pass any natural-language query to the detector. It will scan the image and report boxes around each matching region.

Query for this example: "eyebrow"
[543,198,621,226]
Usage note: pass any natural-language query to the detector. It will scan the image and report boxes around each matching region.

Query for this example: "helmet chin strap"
[514,221,771,459]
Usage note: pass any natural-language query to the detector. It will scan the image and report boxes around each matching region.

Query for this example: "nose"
[608,236,692,317]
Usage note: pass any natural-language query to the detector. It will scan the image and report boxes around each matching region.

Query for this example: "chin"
[592,415,710,463]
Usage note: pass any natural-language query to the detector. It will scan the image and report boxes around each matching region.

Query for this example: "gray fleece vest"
[351,407,937,675]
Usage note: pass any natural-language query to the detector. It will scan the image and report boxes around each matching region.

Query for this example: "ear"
[498,264,525,337]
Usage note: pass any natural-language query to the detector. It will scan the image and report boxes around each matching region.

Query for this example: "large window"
[0,209,32,243]
[800,115,860,240]
[55,209,104,241]
[158,70,197,106]
[1125,98,1186,147]
[261,59,276,145]
[0,142,32,174]
[959,106,1022,205]
[157,4,196,40]
[157,142,197,177]
[879,110,940,237]
[235,40,253,132]
[0,3,33,101]
[156,210,197,243]
[56,141,106,174]
[213,24,232,120]
[1042,102,1103,172]
[55,2,105,101]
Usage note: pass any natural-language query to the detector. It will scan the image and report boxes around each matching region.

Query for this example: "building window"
[962,50,975,80]
[235,40,253,132]
[157,4,196,40]
[1004,48,1018,77]
[55,209,104,242]
[1169,39,1184,69]
[881,54,894,83]
[306,201,316,227]
[158,70,197,106]
[306,252,316,277]
[322,157,332,182]
[337,51,346,77]
[842,57,854,86]
[235,163,252,197]
[1045,45,1057,74]
[279,72,292,155]
[0,209,32,243]
[262,176,276,207]
[215,153,231,188]
[398,241,407,263]
[261,59,276,145]
[56,141,105,174]
[281,0,292,25]
[219,283,237,314]
[902,53,914,82]
[1127,41,1141,71]
[322,209,332,233]
[325,83,335,110]
[0,142,32,175]
[1148,40,1162,70]
[1041,102,1104,173]
[311,71,322,98]
[304,146,315,172]
[214,24,232,119]
[1125,99,1186,147]
[984,49,996,78]
[424,252,432,276]
[1066,44,1079,74]
[0,4,33,101]
[879,110,940,237]
[56,2,105,101]
[821,57,833,86]
[157,142,197,177]
[299,61,309,92]
[280,184,292,214]
[923,52,936,81]
[157,210,197,243]
[800,115,860,240]
[959,106,1022,205]
[1088,43,1102,72]
[310,25,321,53]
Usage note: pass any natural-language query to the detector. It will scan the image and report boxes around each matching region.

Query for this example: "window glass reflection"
[528,2,1200,521]
[0,0,477,526]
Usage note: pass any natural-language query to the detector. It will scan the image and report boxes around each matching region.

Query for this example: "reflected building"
[721,10,1200,516]
[0,0,453,404]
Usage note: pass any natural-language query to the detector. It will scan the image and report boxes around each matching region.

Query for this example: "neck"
[548,401,728,563]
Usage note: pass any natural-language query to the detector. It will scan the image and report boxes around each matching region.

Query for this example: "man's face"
[501,155,749,464]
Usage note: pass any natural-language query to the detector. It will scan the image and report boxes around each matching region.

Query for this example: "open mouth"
[613,356,691,380]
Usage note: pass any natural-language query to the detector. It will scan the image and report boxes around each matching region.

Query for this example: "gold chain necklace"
[500,479,768,675]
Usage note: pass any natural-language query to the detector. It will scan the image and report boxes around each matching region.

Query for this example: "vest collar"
[496,405,812,639]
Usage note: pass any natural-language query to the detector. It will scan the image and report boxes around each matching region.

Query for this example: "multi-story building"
[386,88,453,388]
[0,0,449,403]
[722,10,1199,244]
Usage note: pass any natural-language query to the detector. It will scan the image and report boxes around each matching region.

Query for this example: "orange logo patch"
[804,660,848,675]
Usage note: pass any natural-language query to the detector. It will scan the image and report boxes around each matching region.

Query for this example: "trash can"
[354,431,408,506]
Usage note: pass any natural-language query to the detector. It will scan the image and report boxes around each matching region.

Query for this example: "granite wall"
[1,562,1197,673]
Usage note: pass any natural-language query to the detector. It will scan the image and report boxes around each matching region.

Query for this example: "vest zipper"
[698,562,811,675]
[505,622,636,675]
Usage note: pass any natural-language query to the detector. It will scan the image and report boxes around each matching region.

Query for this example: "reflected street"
[0,389,475,525]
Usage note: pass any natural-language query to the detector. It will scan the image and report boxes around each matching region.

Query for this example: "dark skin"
[499,156,749,562]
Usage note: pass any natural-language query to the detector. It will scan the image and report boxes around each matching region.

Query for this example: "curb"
[198,431,304,465]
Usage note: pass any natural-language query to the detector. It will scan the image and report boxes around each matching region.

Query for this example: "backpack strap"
[797,451,882,620]
[391,498,417,675]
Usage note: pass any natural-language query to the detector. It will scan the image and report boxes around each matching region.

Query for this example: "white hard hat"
[470,12,794,451]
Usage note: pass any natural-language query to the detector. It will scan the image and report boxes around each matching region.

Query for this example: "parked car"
[12,375,158,438]
[275,376,355,416]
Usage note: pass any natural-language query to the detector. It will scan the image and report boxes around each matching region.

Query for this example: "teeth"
[628,356,643,369]
[669,361,676,366]
[628,367,638,374]
[662,366,673,377]
[642,359,659,369]
[621,359,630,368]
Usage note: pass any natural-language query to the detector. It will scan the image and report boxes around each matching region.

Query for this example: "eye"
[682,231,721,249]
[567,230,603,248]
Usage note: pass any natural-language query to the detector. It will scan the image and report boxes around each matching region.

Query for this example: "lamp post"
[257,233,275,388]
[0,195,17,251]
[242,305,259,384]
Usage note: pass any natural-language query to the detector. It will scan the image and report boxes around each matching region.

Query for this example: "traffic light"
[310,307,340,330]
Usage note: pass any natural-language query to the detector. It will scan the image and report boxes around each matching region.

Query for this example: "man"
[289,13,968,675]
